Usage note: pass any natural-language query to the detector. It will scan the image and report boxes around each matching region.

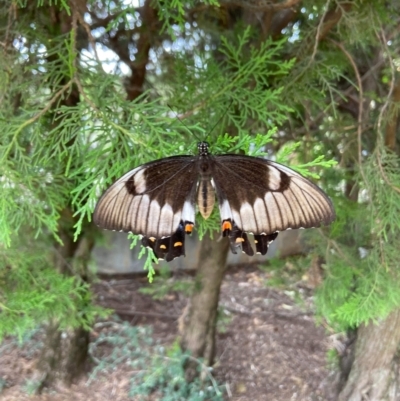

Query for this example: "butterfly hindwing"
[141,221,186,261]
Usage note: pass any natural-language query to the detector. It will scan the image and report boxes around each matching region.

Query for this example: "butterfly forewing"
[93,156,198,237]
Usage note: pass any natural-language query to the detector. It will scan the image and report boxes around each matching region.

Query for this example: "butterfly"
[93,141,335,262]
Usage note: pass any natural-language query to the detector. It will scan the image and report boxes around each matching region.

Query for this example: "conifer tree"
[1,0,400,397]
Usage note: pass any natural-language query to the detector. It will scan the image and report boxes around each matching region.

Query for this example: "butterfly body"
[94,142,335,261]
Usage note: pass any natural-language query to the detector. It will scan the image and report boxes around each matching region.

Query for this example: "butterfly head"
[197,141,210,156]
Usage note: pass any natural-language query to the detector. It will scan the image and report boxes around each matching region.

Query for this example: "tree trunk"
[180,234,230,379]
[337,309,400,401]
[35,211,95,389]
[35,322,90,389]
[336,77,400,401]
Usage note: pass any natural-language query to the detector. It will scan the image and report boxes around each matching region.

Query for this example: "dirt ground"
[0,264,338,401]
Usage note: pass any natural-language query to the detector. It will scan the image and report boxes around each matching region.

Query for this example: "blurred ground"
[0,264,336,401]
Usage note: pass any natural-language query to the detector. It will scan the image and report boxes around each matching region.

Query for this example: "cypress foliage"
[1,0,399,364]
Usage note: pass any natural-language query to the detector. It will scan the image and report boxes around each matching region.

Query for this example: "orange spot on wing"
[174,241,183,247]
[160,244,167,249]
[185,223,194,233]
[235,237,245,243]
[222,221,232,231]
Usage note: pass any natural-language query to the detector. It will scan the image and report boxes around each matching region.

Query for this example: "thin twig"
[309,0,331,66]
[2,81,73,161]
[73,76,99,111]
[76,9,102,63]
[3,3,16,51]
[375,28,396,143]
[185,355,222,396]
[374,27,400,194]
[328,39,364,167]
[220,0,301,11]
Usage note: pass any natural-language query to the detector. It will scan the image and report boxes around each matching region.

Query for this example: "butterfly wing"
[211,154,335,255]
[94,146,335,261]
[93,155,198,261]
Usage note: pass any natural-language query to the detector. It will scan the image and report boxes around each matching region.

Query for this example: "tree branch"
[221,0,301,12]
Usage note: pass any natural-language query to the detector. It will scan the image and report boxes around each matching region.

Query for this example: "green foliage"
[314,150,400,329]
[22,379,42,396]
[315,251,400,329]
[0,378,6,393]
[156,29,295,137]
[88,321,154,382]
[3,0,399,361]
[155,0,220,34]
[363,150,400,239]
[136,237,159,282]
[218,31,295,128]
[216,307,233,333]
[276,141,337,179]
[326,348,340,370]
[0,3,337,278]
[0,239,109,342]
[88,320,225,400]
[129,342,224,400]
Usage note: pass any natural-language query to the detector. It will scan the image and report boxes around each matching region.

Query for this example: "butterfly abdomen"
[197,177,215,219]
[197,159,216,219]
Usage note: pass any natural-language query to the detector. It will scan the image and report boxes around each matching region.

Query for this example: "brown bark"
[36,213,95,390]
[337,310,400,401]
[36,323,90,389]
[180,234,230,380]
[385,81,400,151]
[317,4,353,42]
[123,0,157,101]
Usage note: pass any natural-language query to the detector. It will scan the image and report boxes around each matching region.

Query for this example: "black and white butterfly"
[93,142,335,261]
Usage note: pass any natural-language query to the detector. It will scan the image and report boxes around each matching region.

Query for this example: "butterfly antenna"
[144,79,203,141]
[205,98,234,140]
[165,102,203,141]
[145,79,232,142]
